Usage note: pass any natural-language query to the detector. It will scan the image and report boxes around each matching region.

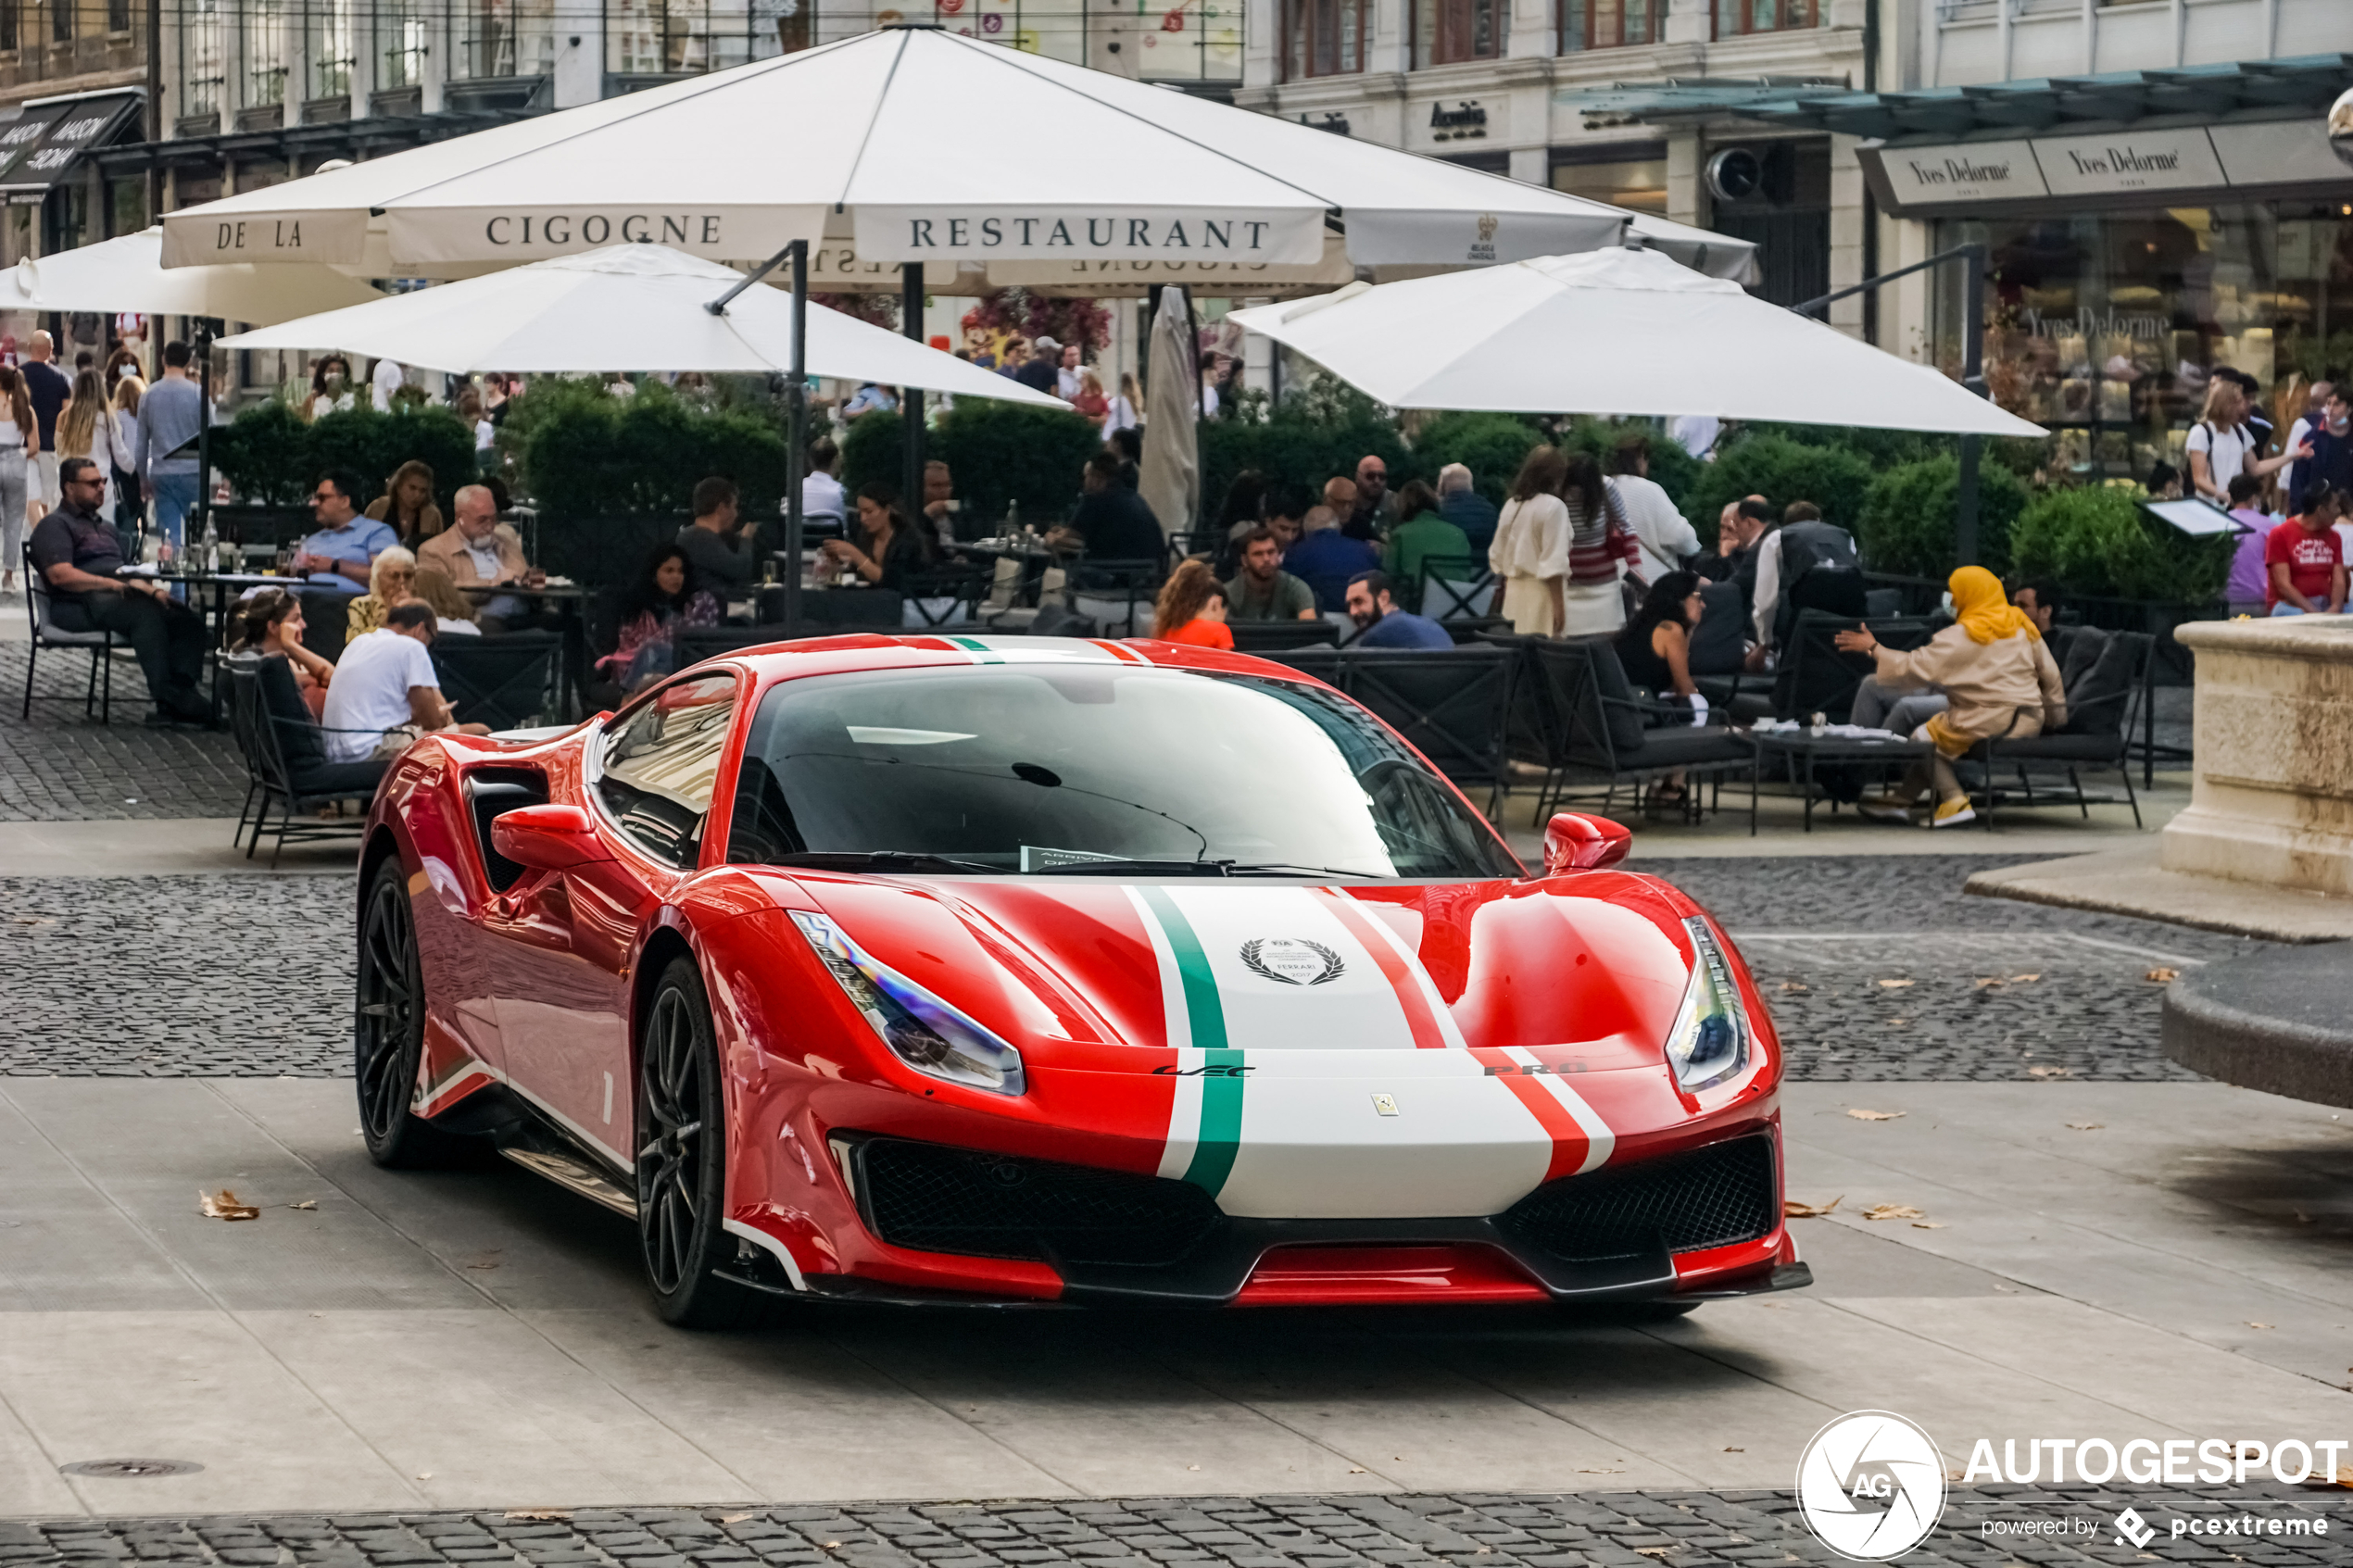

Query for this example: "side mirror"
[490,803,610,872]
[1543,812,1631,876]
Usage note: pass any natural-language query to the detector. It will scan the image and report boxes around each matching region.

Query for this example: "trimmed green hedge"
[839,402,1106,528]
[515,380,786,521]
[1684,433,1876,536]
[1410,413,1542,506]
[1856,455,2030,578]
[212,402,478,511]
[2008,484,2232,605]
[1199,377,1414,531]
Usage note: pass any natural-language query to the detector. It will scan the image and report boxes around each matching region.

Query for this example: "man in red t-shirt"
[2266,485,2349,615]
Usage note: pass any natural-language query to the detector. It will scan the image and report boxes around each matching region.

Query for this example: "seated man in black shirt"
[30,458,210,725]
[1049,452,1163,566]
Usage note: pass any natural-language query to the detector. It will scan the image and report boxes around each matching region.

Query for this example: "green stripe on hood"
[1139,884,1242,1195]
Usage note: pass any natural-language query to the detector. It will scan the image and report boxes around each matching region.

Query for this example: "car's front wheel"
[356,859,470,1168]
[636,955,770,1329]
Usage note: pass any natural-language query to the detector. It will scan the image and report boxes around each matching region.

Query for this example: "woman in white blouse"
[56,368,126,521]
[1488,445,1572,636]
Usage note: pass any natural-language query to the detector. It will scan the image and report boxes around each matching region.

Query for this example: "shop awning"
[1561,54,2353,143]
[0,92,143,200]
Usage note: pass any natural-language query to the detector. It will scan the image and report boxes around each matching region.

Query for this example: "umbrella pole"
[784,240,808,642]
[1955,244,1987,568]
[195,320,213,549]
[901,263,924,523]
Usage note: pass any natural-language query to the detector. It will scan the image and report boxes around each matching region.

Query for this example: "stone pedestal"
[2161,615,2353,897]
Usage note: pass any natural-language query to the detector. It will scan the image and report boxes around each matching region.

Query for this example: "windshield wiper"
[767,851,1002,874]
[1219,863,1378,879]
[1026,859,1234,876]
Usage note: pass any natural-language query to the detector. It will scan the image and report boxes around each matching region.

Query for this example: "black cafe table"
[1750,725,1936,832]
[115,564,318,719]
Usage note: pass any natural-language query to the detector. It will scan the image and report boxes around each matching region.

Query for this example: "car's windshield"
[724,664,1520,880]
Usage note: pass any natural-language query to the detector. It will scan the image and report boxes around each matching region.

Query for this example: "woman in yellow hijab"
[1833,567,2068,828]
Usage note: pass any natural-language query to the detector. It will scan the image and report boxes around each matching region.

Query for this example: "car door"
[489,671,742,1165]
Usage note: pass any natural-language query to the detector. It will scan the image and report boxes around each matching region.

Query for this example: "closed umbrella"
[214,244,1062,406]
[1227,247,2045,437]
[1137,289,1199,545]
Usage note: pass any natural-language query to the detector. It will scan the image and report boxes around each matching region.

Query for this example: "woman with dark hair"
[596,542,721,698]
[821,482,931,592]
[1615,570,1706,809]
[301,355,357,421]
[365,459,445,544]
[1488,445,1571,635]
[1151,558,1231,648]
[1558,449,1641,637]
[228,585,335,719]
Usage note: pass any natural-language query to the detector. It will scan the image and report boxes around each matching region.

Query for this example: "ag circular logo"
[1794,1411,1947,1562]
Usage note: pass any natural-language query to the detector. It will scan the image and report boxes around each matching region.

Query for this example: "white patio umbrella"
[3,227,380,324]
[1137,289,1198,543]
[212,244,1063,406]
[1227,247,2045,437]
[159,28,1662,277]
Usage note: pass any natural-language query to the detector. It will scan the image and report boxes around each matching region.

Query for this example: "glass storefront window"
[1552,154,1667,215]
[1936,203,2353,484]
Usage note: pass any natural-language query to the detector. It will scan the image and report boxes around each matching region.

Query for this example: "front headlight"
[788,910,1027,1097]
[1665,916,1751,1094]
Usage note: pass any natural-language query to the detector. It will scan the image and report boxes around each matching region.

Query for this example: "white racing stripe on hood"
[1157,884,1418,1051]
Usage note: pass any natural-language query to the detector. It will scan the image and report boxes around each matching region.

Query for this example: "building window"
[1286,0,1368,78]
[1416,0,1502,67]
[1562,0,1663,49]
[774,0,809,52]
[182,0,226,117]
[381,0,427,88]
[1,0,16,51]
[308,0,353,96]
[462,0,555,76]
[1715,0,1815,35]
[48,0,69,43]
[245,0,287,105]
[607,0,799,76]
[1552,150,1667,213]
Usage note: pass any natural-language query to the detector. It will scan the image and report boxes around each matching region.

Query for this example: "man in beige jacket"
[1835,566,2067,829]
[417,483,541,630]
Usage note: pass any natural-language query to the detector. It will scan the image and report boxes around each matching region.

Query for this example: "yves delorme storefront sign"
[1862,119,2346,214]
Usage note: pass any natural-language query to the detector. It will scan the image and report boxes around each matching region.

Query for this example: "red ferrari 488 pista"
[355,633,1806,1324]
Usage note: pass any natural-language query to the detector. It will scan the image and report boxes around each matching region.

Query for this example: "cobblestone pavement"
[0,876,354,1076]
[0,644,251,822]
[0,860,2249,1082]
[3,1490,2345,1568]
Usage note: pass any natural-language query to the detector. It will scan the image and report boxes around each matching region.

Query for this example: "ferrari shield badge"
[1240,937,1345,985]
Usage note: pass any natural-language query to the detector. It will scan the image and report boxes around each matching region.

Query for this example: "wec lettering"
[1151,1064,1253,1078]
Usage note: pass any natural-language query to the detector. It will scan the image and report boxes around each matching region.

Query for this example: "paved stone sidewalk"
[0,861,2255,1081]
[2,1491,2344,1568]
[0,645,250,822]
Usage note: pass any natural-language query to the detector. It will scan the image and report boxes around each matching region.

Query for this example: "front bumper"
[743,1129,1801,1308]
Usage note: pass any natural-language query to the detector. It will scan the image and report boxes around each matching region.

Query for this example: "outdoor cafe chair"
[1960,626,2150,830]
[1535,639,1758,833]
[225,654,386,868]
[431,631,561,734]
[1227,619,1338,654]
[756,586,905,629]
[1416,555,1497,621]
[19,542,117,723]
[1065,558,1164,640]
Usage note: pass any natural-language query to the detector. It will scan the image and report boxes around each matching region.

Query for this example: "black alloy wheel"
[635,956,769,1329]
[356,859,468,1167]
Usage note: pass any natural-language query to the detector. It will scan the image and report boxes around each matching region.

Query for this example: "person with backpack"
[2186,379,2305,506]
[1748,499,1861,656]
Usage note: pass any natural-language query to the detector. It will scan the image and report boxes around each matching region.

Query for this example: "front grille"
[857,1137,1227,1267]
[1499,1135,1777,1263]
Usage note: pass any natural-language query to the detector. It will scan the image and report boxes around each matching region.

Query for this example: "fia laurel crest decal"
[1240,937,1346,986]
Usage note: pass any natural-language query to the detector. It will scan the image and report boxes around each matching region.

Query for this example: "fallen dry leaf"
[2067,1122,2105,1131]
[1887,1018,1909,1027]
[2010,972,2042,983]
[1347,1467,1368,1474]
[288,1199,318,1210]
[1633,1549,1672,1559]
[1780,981,1809,994]
[1578,1468,1625,1474]
[198,1188,259,1221]
[2334,1466,2353,1488]
[1877,978,1915,989]
[2027,1065,2074,1079]
[417,1473,432,1481]
[719,1515,753,1525]
[1862,1204,1926,1222]
[1783,1196,1843,1218]
[1846,1109,1906,1122]
[1723,1447,1744,1453]
[2146,967,2180,983]
[1912,1222,1947,1230]
[1186,1465,1200,1472]
[506,1512,573,1522]
[1973,976,2004,988]
[2247,1322,2273,1329]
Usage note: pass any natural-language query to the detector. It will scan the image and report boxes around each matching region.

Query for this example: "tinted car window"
[726,664,1518,879]
[596,673,738,867]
